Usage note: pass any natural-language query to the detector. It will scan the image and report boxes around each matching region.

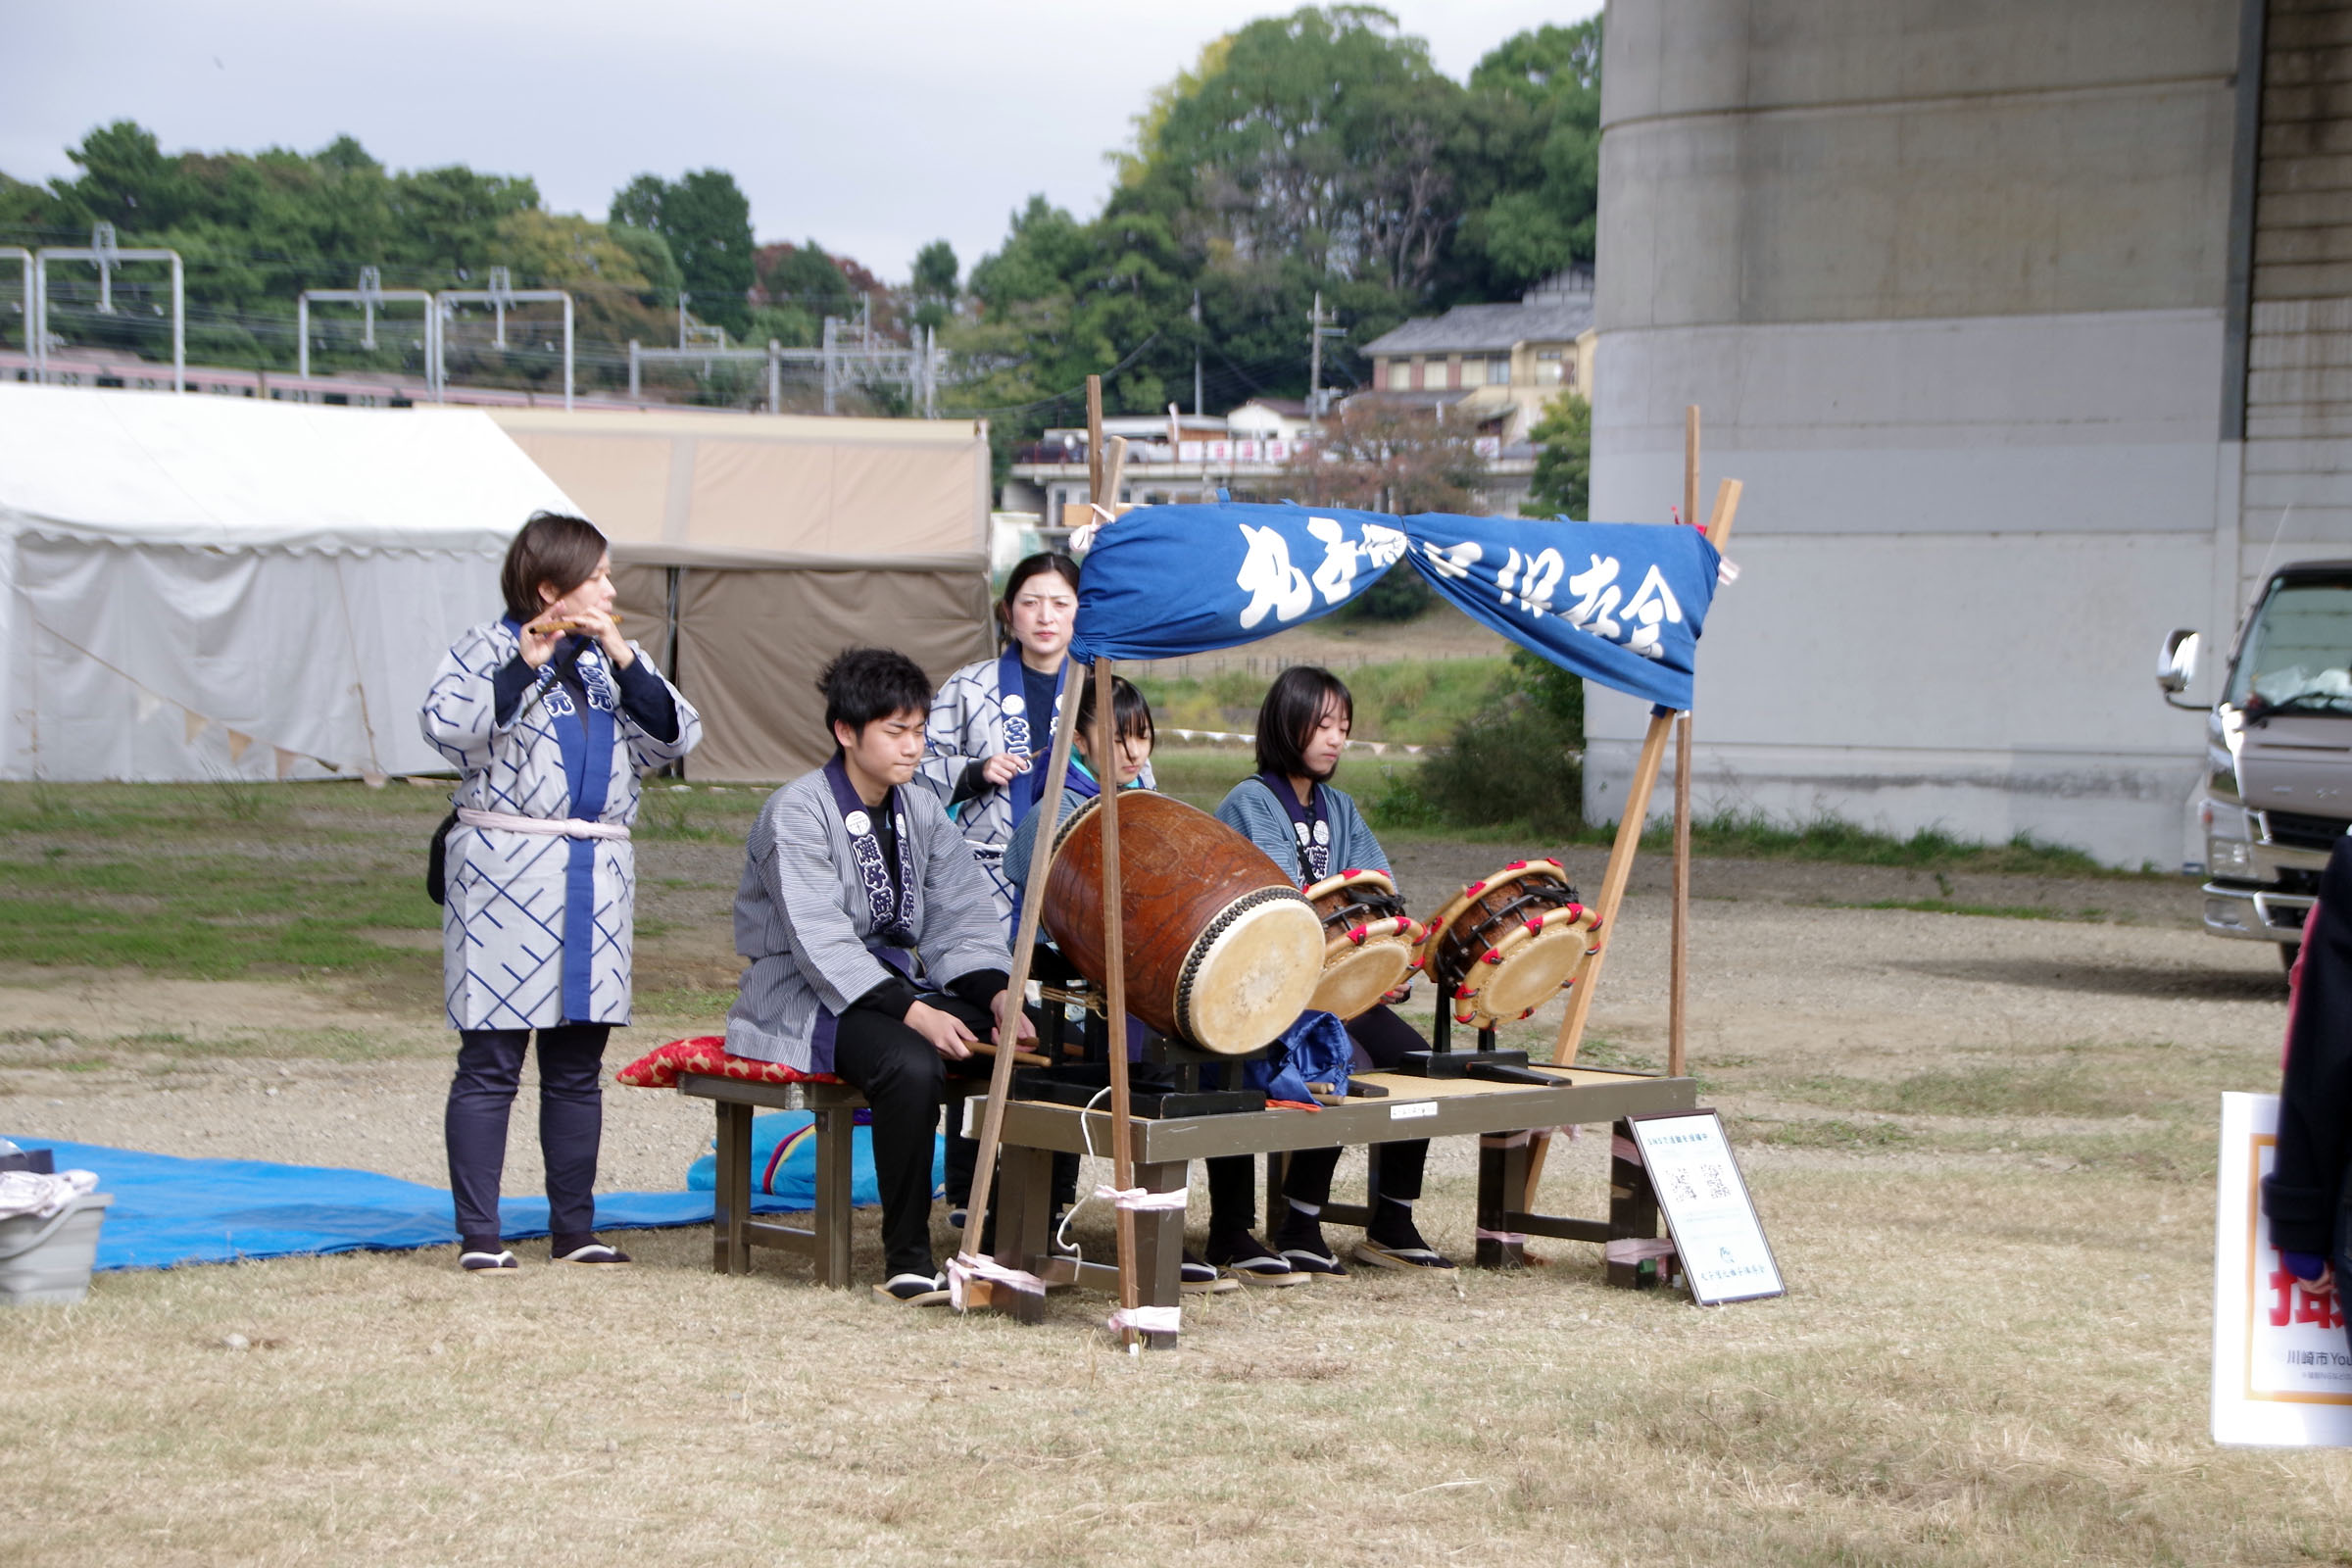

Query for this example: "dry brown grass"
[6,790,2344,1563]
[8,1122,2352,1565]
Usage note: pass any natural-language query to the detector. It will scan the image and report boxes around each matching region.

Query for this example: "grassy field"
[0,778,2330,1563]
[1132,659,1507,748]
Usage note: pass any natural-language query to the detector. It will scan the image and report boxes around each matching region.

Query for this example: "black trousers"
[830,995,993,1279]
[1279,1004,1428,1210]
[446,1023,611,1246]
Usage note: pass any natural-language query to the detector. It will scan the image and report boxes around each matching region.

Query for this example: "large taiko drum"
[1301,869,1422,1020]
[1043,792,1325,1054]
[1412,858,1600,1029]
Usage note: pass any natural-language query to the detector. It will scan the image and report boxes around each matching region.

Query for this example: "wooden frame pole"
[1094,655,1141,1347]
[1669,407,1698,1078]
[1551,711,1674,1066]
[954,637,1085,1298]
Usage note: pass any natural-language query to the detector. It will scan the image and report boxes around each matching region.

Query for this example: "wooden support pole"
[1551,710,1674,1066]
[1669,406,1698,1080]
[1095,654,1142,1348]
[954,636,1088,1299]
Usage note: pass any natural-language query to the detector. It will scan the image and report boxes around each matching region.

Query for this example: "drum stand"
[1013,962,1272,1119]
[1395,1008,1550,1085]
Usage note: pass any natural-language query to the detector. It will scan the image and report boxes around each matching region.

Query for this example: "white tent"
[0,383,579,781]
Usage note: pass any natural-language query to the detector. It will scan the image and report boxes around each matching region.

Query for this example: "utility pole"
[1191,289,1202,417]
[91,222,118,314]
[677,291,690,351]
[1308,290,1322,422]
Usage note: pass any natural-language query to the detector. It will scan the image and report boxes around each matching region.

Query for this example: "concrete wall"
[1589,0,2252,866]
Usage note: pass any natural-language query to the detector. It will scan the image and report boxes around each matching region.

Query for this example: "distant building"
[1359,269,1596,445]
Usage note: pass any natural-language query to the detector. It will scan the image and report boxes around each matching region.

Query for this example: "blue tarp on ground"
[7,1131,926,1273]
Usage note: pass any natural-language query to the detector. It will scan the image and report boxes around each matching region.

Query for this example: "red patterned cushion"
[614,1037,842,1089]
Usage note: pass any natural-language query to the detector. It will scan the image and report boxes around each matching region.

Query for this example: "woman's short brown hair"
[500,512,608,623]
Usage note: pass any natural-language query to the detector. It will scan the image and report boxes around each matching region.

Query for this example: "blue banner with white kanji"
[1067,503,1720,710]
[1403,513,1719,710]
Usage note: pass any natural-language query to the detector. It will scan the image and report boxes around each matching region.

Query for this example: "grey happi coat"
[725,765,1011,1074]
[420,620,702,1030]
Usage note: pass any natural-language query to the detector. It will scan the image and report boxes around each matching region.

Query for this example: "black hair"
[1253,665,1353,781]
[998,552,1082,646]
[500,511,608,622]
[818,647,933,744]
[1076,673,1154,755]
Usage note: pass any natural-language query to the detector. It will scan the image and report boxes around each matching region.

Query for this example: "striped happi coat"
[420,620,701,1030]
[724,766,1011,1075]
[919,652,1153,917]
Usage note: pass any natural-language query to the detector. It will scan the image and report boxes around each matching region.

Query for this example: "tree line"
[0,5,1598,439]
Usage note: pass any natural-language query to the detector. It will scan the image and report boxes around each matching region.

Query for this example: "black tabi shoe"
[873,1271,952,1306]
[946,1206,970,1232]
[1181,1250,1242,1296]
[1273,1216,1348,1279]
[1354,1236,1458,1271]
[551,1240,633,1266]
[1205,1229,1306,1288]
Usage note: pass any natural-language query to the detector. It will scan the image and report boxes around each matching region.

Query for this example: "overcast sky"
[5,0,1599,282]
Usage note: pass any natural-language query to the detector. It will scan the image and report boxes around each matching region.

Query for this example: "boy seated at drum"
[724,647,1036,1305]
[1004,674,1302,1289]
[1216,665,1456,1275]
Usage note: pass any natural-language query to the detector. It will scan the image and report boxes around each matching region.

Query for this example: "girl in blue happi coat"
[420,512,701,1274]
[1217,665,1456,1277]
[920,553,1153,921]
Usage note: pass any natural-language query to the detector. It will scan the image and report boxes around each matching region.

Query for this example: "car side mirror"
[2158,628,2201,706]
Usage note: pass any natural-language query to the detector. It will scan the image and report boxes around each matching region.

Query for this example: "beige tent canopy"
[488,408,994,782]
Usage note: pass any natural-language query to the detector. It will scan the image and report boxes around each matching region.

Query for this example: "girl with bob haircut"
[1216,665,1456,1277]
[1004,677,1300,1289]
[420,511,702,1274]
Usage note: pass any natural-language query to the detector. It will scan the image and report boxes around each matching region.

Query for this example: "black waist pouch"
[426,809,460,906]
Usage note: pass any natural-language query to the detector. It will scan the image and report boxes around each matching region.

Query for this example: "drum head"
[1309,933,1413,1021]
[1473,922,1592,1019]
[1176,894,1325,1054]
[1303,868,1398,906]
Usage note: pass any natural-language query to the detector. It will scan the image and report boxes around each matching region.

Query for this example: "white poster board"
[1628,1110,1783,1305]
[2212,1092,2352,1446]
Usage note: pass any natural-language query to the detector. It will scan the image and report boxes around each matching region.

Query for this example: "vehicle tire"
[2281,943,2301,973]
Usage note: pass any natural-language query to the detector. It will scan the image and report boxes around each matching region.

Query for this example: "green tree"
[1455,20,1602,289]
[910,238,957,332]
[1527,392,1591,519]
[610,169,754,334]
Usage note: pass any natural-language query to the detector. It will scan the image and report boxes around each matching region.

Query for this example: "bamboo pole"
[1670,407,1698,1079]
[1095,655,1141,1348]
[1550,710,1674,1066]
[953,662,1086,1302]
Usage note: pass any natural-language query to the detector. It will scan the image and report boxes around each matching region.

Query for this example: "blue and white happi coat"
[420,620,702,1031]
[724,763,1011,1075]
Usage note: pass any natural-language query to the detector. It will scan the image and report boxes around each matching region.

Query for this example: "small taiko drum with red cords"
[1411,858,1600,1029]
[1300,868,1423,1021]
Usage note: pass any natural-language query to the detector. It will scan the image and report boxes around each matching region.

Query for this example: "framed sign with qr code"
[1627,1109,1783,1305]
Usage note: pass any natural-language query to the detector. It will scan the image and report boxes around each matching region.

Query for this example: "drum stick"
[955,622,1089,1302]
[1095,653,1143,1348]
[968,1041,1051,1068]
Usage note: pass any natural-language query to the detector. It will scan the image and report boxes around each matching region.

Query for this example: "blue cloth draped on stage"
[1067,503,1720,708]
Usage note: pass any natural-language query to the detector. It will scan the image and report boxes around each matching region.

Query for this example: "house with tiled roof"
[1358,268,1594,446]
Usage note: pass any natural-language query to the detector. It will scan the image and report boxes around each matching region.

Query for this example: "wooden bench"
[677,1071,986,1290]
[677,1072,865,1287]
